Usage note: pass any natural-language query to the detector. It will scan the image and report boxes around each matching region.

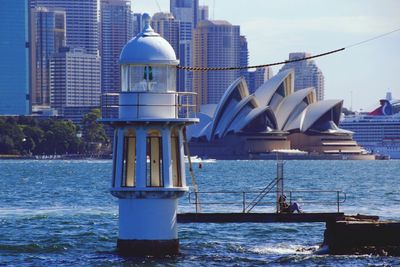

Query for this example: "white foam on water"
[251,244,318,255]
[0,206,115,217]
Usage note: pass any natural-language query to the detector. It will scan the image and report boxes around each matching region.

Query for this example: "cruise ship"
[340,100,400,159]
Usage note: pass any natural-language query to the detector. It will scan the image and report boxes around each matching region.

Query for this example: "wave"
[250,243,318,255]
[0,243,69,253]
[0,207,116,218]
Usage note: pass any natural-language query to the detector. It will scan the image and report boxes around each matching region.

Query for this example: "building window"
[146,130,163,187]
[121,129,136,187]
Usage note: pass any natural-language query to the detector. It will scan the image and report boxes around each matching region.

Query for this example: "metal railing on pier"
[187,189,346,214]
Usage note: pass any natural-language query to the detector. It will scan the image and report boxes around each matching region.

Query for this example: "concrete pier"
[178,212,344,223]
[323,216,400,256]
[178,213,400,256]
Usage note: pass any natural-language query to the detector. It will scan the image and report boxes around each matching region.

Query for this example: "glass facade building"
[31,0,99,55]
[193,20,241,107]
[33,7,66,107]
[0,0,30,115]
[170,0,199,92]
[100,0,132,119]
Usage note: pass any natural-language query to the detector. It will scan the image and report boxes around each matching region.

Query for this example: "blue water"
[0,160,399,266]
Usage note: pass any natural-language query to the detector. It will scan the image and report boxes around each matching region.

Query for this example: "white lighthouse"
[102,13,198,256]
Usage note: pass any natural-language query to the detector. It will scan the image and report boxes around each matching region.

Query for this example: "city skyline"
[131,0,400,111]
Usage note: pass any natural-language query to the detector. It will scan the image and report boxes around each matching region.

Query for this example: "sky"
[131,0,400,111]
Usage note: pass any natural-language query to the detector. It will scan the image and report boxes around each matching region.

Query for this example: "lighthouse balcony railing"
[101,92,197,119]
[186,190,346,214]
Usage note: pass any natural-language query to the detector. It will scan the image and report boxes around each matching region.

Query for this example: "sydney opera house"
[187,69,374,159]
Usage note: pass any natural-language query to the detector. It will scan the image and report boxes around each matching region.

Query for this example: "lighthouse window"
[121,65,176,92]
[146,130,163,187]
[122,130,136,187]
[171,135,182,187]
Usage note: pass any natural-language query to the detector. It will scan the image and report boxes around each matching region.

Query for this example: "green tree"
[0,117,25,154]
[23,126,44,154]
[81,109,109,153]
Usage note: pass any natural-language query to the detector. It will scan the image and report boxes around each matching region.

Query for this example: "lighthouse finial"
[141,13,157,36]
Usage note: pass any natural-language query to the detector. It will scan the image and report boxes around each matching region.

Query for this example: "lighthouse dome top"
[119,13,179,65]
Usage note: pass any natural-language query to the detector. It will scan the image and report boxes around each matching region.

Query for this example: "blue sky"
[132,0,400,111]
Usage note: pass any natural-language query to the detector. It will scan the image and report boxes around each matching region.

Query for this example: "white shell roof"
[253,69,294,109]
[284,99,343,132]
[187,70,348,141]
[220,95,259,137]
[208,77,249,139]
[275,88,316,130]
[229,106,277,134]
[119,14,178,65]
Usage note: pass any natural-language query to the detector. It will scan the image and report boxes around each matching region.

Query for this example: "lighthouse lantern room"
[101,13,198,256]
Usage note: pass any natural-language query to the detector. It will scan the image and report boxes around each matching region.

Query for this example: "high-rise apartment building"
[193,20,241,107]
[100,0,132,118]
[49,48,101,117]
[0,0,31,115]
[32,7,66,108]
[170,0,199,92]
[31,0,99,55]
[280,52,325,101]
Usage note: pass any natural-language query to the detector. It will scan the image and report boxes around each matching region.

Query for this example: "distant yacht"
[340,99,400,159]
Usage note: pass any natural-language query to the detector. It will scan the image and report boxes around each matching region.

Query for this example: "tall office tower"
[248,67,273,94]
[280,52,325,101]
[100,0,132,119]
[31,0,99,55]
[170,0,199,92]
[239,35,249,85]
[198,5,209,21]
[193,20,241,107]
[49,47,101,119]
[132,13,143,36]
[32,7,66,108]
[0,0,31,115]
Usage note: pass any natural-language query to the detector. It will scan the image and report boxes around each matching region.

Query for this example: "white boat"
[184,155,216,163]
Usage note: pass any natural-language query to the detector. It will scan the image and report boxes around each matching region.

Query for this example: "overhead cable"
[177,27,400,71]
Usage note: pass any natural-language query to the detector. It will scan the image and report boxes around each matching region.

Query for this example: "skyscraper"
[31,0,99,55]
[280,52,325,101]
[198,5,209,21]
[100,0,132,118]
[50,47,101,117]
[32,7,66,108]
[170,0,199,31]
[0,0,31,115]
[170,0,199,92]
[193,20,241,107]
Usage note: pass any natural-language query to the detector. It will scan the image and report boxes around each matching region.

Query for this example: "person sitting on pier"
[279,195,302,213]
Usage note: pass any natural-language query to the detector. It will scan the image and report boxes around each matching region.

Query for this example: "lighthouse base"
[117,239,179,256]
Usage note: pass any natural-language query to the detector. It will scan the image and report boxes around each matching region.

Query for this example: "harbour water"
[0,160,399,266]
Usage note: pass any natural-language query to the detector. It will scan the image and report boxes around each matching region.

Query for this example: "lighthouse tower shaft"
[101,14,198,256]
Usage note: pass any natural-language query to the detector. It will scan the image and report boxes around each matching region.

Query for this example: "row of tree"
[0,109,109,156]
